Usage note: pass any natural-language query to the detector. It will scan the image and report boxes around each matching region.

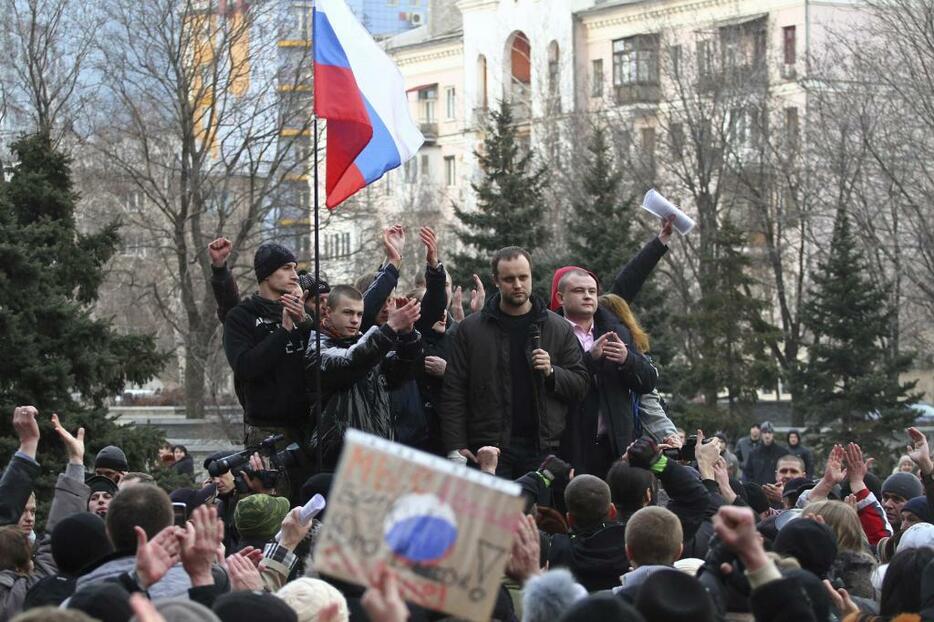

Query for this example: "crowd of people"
[2,221,934,622]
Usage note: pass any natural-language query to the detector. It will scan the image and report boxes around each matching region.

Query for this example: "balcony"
[614,83,661,106]
[419,122,438,144]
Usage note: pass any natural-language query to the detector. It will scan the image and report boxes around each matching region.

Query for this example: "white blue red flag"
[314,0,424,208]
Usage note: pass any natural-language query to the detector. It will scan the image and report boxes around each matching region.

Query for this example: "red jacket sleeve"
[855,488,893,546]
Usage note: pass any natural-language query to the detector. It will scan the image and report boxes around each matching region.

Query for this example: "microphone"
[529,324,542,353]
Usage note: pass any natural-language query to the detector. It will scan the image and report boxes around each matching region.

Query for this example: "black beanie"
[213,590,298,622]
[634,569,716,622]
[743,482,770,515]
[68,582,133,622]
[85,475,119,496]
[559,593,645,622]
[94,445,129,472]
[774,518,838,578]
[52,513,113,575]
[254,243,297,283]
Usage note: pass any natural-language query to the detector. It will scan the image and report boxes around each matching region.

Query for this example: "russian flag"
[314,0,424,208]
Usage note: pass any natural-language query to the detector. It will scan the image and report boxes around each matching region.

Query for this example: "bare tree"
[87,0,315,418]
[0,0,100,142]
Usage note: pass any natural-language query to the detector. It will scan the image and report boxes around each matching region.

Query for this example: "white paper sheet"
[641,188,696,235]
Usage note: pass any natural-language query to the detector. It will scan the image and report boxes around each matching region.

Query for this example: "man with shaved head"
[546,475,628,592]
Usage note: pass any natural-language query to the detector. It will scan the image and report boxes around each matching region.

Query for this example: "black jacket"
[440,293,589,452]
[546,522,629,592]
[223,294,310,427]
[0,454,40,527]
[171,455,195,478]
[563,307,659,472]
[787,444,814,478]
[306,324,422,468]
[211,264,241,324]
[743,443,789,485]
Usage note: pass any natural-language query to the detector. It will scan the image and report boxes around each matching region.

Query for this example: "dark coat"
[440,293,590,452]
[223,294,309,427]
[563,307,659,471]
[305,324,422,468]
[546,522,630,592]
[0,454,40,527]
[787,444,814,478]
[744,442,790,485]
[170,455,195,478]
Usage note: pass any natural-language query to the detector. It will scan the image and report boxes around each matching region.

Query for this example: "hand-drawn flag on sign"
[313,0,424,208]
[314,430,525,622]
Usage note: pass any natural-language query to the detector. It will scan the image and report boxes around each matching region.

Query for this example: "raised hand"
[179,505,223,587]
[419,226,439,268]
[658,215,675,245]
[844,443,872,493]
[226,553,264,591]
[208,237,232,268]
[382,225,405,267]
[279,507,314,551]
[387,298,420,334]
[12,406,40,458]
[695,429,721,480]
[468,274,485,314]
[135,525,181,590]
[713,457,737,503]
[476,446,500,475]
[907,427,933,475]
[823,444,847,485]
[504,514,541,585]
[713,506,769,572]
[450,286,465,322]
[51,413,85,465]
[362,566,410,622]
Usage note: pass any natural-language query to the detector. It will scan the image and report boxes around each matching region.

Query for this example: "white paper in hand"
[275,494,326,542]
[641,189,696,235]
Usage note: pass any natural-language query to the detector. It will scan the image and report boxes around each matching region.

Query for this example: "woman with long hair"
[598,293,677,445]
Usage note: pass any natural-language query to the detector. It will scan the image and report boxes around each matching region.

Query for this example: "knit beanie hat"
[170,484,218,515]
[882,472,924,501]
[254,243,297,283]
[275,578,349,622]
[51,512,113,575]
[234,494,291,540]
[634,569,716,622]
[522,569,587,622]
[298,273,330,295]
[743,482,770,515]
[94,445,129,472]
[902,496,934,524]
[85,475,119,497]
[214,591,299,622]
[896,522,934,553]
[68,582,133,622]
[774,518,838,578]
[558,593,645,622]
[154,598,222,622]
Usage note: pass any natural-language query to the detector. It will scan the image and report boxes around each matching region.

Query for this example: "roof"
[382,24,464,52]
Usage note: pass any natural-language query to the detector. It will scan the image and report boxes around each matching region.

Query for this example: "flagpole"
[311,0,323,475]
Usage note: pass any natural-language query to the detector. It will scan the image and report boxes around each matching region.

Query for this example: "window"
[697,39,713,78]
[289,3,312,41]
[641,127,656,158]
[612,34,660,86]
[785,107,799,151]
[418,87,437,123]
[444,156,456,186]
[670,122,684,157]
[420,154,430,178]
[729,107,747,147]
[404,158,417,182]
[384,170,392,195]
[324,232,351,259]
[445,87,456,119]
[548,42,560,97]
[669,45,682,78]
[591,59,604,97]
[783,26,797,65]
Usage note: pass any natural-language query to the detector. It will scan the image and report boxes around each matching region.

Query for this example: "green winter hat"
[234,494,291,540]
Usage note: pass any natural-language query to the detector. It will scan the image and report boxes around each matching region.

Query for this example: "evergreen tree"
[452,101,550,298]
[564,123,674,382]
[669,219,779,429]
[796,207,918,459]
[565,123,639,285]
[0,134,167,514]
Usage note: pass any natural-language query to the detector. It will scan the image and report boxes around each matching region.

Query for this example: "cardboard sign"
[314,430,525,622]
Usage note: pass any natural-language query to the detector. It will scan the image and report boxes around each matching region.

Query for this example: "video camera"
[207,434,303,478]
[662,434,717,461]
